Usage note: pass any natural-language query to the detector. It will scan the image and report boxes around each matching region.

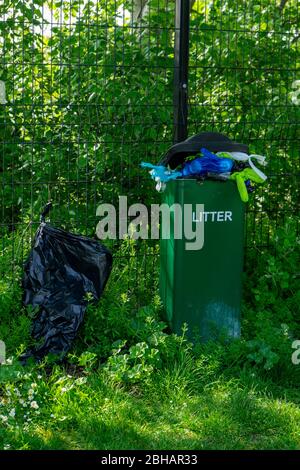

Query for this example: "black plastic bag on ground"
[21,205,112,363]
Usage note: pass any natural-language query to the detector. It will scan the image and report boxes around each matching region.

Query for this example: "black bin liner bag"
[21,221,112,362]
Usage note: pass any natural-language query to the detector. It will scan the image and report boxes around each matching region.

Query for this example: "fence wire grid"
[0,0,299,288]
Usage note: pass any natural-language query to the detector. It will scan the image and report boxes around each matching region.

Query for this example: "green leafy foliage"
[0,0,299,450]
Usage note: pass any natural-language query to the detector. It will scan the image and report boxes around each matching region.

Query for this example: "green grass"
[0,222,299,450]
[1,362,300,450]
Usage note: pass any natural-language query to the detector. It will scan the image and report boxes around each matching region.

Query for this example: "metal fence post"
[173,0,190,143]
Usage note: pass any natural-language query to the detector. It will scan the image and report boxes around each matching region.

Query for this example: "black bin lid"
[159,132,249,169]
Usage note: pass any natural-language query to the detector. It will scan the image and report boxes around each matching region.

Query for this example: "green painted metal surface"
[160,179,245,341]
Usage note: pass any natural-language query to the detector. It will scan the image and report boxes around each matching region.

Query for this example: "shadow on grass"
[2,358,300,452]
[4,382,299,450]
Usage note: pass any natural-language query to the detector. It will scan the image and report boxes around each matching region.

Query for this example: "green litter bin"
[159,133,247,341]
[160,179,245,341]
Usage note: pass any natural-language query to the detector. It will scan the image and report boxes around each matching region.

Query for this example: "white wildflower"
[0,415,8,423]
[75,377,87,385]
[9,409,15,418]
[30,401,39,410]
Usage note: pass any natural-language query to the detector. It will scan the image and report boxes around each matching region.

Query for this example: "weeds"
[0,220,299,449]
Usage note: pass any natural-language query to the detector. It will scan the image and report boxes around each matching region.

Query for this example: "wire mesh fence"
[0,0,176,290]
[0,0,299,286]
[188,0,299,250]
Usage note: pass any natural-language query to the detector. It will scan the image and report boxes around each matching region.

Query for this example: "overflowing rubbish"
[141,148,234,191]
[141,132,267,201]
[20,203,112,364]
[229,168,265,203]
[217,152,267,181]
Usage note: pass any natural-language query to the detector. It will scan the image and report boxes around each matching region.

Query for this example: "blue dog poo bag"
[141,147,234,189]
